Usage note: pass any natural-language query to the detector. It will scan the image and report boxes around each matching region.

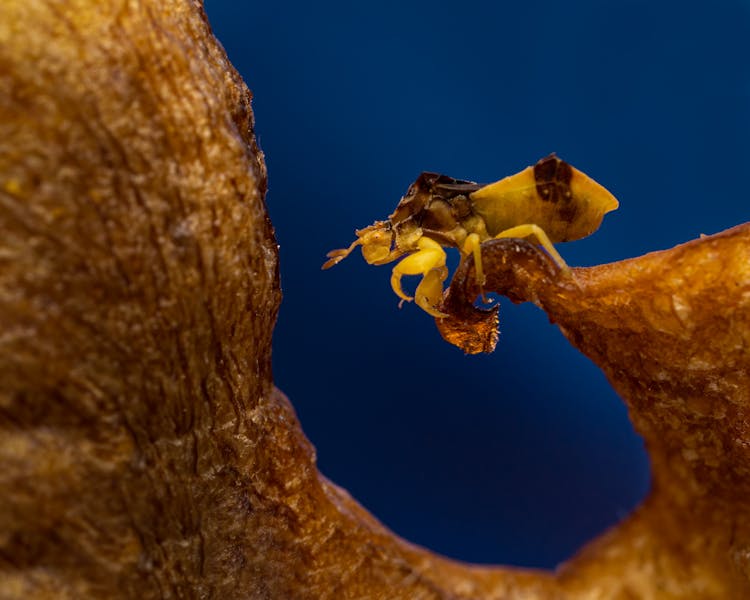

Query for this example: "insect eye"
[360,228,393,263]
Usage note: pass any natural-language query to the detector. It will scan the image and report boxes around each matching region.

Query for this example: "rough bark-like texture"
[0,1,279,597]
[1,1,749,599]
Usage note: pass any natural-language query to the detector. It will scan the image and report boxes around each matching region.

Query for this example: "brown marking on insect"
[533,154,574,205]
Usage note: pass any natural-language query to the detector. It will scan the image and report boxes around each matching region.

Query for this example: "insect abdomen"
[469,155,618,243]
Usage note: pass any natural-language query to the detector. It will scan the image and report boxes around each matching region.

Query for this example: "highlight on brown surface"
[2,1,750,598]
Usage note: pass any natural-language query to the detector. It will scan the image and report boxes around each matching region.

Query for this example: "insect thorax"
[389,172,486,251]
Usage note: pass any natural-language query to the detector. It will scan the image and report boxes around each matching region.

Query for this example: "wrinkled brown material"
[436,230,750,597]
[1,1,750,599]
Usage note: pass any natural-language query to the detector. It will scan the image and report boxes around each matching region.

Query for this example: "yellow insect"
[322,154,618,318]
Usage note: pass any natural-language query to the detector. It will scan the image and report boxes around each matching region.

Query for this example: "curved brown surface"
[438,229,750,597]
[1,1,749,598]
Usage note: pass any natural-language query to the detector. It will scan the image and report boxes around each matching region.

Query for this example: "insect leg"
[414,266,449,318]
[390,238,448,316]
[493,224,569,272]
[461,233,491,302]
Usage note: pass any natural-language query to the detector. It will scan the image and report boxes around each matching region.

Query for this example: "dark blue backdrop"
[206,1,750,568]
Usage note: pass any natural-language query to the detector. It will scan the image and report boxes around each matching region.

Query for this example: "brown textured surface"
[1,1,749,599]
[0,1,280,597]
[437,230,750,598]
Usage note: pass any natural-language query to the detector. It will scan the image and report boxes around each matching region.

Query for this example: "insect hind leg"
[493,224,569,272]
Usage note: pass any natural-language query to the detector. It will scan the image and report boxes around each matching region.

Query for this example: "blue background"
[206,1,750,568]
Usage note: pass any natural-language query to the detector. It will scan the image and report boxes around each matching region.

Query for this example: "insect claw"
[389,238,448,317]
[414,266,449,318]
[390,269,413,302]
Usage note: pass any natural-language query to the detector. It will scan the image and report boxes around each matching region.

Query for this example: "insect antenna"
[322,239,361,270]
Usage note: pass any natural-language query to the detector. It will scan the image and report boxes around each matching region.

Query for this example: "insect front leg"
[413,265,449,318]
[493,224,569,273]
[390,237,448,318]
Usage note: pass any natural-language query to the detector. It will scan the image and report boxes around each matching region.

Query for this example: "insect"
[322,154,619,318]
